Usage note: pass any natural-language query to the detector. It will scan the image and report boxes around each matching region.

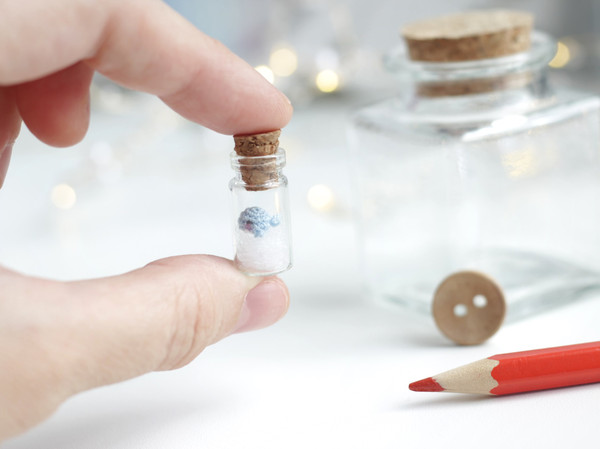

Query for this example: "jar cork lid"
[402,10,533,62]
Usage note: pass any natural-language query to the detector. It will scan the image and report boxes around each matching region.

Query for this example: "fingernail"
[233,278,289,334]
[0,143,13,189]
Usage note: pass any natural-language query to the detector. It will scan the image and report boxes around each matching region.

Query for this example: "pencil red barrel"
[489,341,600,395]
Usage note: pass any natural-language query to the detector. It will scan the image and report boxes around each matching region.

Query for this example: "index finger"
[0,0,292,135]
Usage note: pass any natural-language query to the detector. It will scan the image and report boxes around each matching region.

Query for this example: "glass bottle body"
[348,33,600,320]
[229,149,292,276]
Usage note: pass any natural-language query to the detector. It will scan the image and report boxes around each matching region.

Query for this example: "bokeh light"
[315,69,340,93]
[51,183,77,210]
[307,184,335,211]
[269,47,298,77]
[255,65,275,84]
[548,41,570,68]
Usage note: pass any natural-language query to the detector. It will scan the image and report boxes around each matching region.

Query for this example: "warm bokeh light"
[269,47,298,77]
[502,148,537,178]
[307,184,335,211]
[255,65,275,84]
[315,69,340,93]
[51,183,77,210]
[549,41,570,68]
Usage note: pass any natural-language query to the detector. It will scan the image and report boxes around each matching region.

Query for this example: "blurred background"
[5,2,600,447]
[3,0,600,293]
[165,0,600,98]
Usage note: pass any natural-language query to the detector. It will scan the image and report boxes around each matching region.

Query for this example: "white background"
[1,91,599,448]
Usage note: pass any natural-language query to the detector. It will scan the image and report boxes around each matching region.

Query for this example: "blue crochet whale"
[238,206,281,238]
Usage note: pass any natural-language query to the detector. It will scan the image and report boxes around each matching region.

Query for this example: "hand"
[0,0,292,441]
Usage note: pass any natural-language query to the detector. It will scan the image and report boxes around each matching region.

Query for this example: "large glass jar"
[347,31,600,321]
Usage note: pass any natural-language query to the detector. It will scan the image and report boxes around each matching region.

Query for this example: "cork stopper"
[432,271,506,345]
[233,130,281,191]
[234,130,281,157]
[402,10,533,62]
[401,10,534,97]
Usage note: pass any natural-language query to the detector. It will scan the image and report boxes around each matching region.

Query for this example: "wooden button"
[432,271,506,345]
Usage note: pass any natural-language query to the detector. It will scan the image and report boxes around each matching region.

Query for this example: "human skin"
[0,0,293,441]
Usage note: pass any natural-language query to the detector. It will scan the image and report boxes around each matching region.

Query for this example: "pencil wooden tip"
[409,377,445,392]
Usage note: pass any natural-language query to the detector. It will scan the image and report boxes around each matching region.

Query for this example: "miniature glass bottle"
[229,135,292,276]
[348,19,600,321]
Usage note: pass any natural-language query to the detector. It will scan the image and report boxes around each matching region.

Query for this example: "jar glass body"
[229,149,292,276]
[347,33,600,320]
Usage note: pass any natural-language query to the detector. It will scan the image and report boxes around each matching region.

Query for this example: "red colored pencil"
[409,341,600,395]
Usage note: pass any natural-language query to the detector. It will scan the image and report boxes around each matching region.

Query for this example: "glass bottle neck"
[230,148,286,191]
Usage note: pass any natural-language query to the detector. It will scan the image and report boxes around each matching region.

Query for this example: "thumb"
[0,255,289,439]
[60,255,290,388]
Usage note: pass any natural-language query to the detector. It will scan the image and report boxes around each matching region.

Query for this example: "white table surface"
[2,91,599,449]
